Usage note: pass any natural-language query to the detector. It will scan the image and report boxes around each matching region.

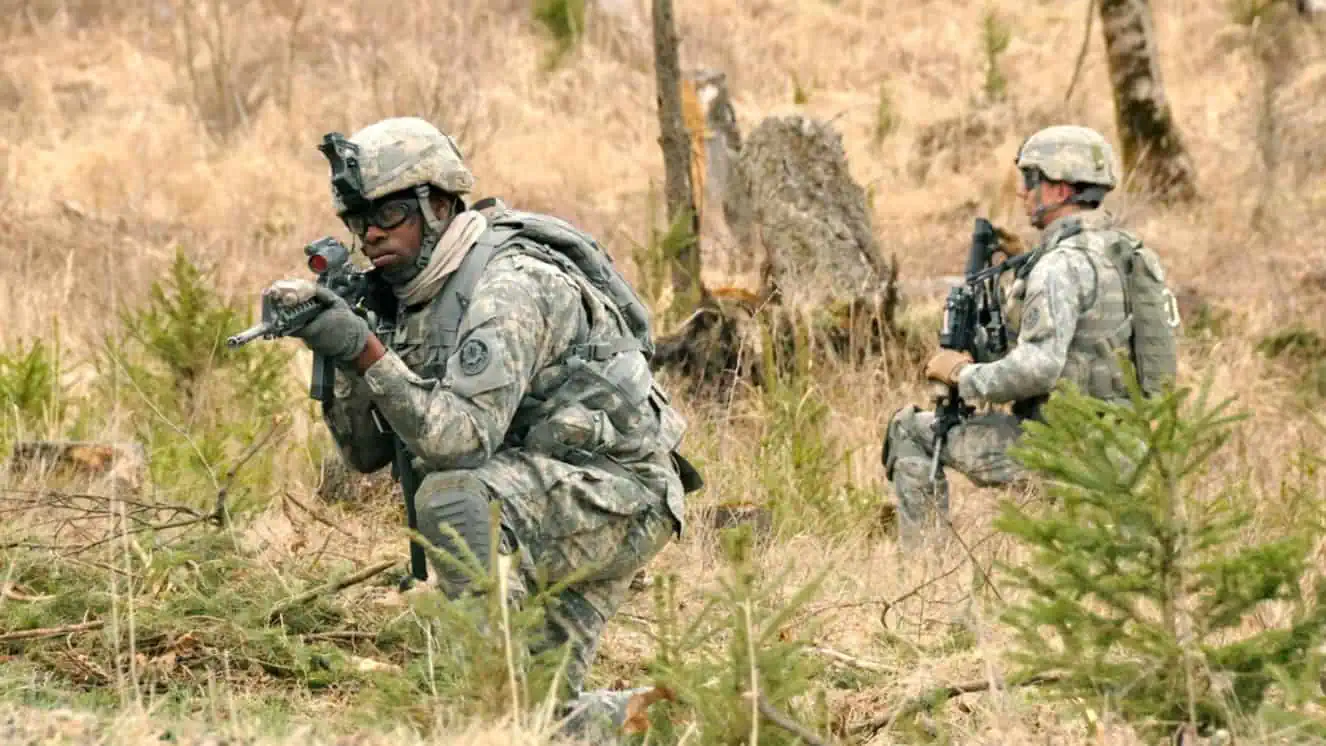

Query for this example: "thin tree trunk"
[1098,0,1199,204]
[651,0,704,311]
[1250,4,1294,231]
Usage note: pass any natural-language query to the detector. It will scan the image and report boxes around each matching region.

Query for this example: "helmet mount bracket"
[319,132,371,214]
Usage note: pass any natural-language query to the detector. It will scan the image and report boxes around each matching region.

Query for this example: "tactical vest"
[378,202,690,475]
[1013,215,1162,408]
[1057,238,1132,403]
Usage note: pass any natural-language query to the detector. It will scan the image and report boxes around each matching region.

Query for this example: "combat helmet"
[317,117,476,283]
[1015,125,1118,189]
[318,116,474,217]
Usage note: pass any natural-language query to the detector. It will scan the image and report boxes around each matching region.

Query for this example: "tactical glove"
[994,225,1029,257]
[263,279,372,364]
[924,349,973,386]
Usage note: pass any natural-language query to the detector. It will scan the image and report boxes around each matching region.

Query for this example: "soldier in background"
[882,125,1179,543]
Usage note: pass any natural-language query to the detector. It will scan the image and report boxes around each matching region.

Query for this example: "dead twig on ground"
[2,417,289,559]
[848,672,1064,737]
[213,415,288,526]
[267,559,397,623]
[810,645,890,673]
[751,693,833,746]
[0,620,105,643]
[281,490,354,537]
[1,582,54,602]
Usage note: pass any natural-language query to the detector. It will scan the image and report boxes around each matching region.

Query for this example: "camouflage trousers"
[416,447,681,698]
[882,405,1029,541]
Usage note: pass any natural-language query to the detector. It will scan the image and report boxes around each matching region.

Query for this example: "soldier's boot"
[558,686,652,746]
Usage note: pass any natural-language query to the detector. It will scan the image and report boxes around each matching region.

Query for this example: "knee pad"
[417,471,496,596]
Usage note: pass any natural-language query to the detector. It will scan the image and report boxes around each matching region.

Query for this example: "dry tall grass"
[3,0,1326,744]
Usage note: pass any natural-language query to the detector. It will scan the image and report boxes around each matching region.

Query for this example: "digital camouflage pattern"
[322,237,686,698]
[958,209,1133,406]
[885,209,1135,537]
[1015,124,1119,187]
[329,117,475,215]
[884,406,1025,536]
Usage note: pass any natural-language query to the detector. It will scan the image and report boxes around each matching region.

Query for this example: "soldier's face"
[356,201,425,269]
[1016,175,1073,227]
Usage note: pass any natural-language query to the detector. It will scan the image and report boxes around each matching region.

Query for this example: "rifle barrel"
[225,324,272,348]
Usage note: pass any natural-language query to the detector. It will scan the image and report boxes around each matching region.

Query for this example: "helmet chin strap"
[1031,183,1069,229]
[1030,182,1105,229]
[379,185,451,288]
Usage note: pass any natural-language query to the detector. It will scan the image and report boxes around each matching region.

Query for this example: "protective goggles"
[341,197,420,236]
[1020,167,1043,191]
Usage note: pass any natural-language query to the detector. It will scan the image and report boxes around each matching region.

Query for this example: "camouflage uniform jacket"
[956,209,1133,409]
[319,215,688,533]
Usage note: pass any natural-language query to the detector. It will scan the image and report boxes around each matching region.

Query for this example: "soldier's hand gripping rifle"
[226,236,372,402]
[227,235,429,585]
[928,218,1030,486]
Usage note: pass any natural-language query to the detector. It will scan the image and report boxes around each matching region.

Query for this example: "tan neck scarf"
[395,210,488,306]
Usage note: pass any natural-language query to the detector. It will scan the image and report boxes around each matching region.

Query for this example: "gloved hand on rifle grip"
[994,225,1030,258]
[924,349,973,387]
[263,279,372,364]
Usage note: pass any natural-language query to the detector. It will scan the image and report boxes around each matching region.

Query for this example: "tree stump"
[651,115,912,393]
[732,114,895,308]
[681,68,746,276]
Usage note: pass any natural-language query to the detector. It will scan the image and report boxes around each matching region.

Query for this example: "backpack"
[462,201,704,495]
[1100,235,1181,397]
[463,199,657,360]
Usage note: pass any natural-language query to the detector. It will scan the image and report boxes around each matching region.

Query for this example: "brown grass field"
[3,0,1326,743]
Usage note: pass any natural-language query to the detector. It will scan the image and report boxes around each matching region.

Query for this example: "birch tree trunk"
[1098,0,1199,204]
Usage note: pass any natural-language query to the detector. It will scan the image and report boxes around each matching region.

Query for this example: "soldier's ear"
[430,190,463,220]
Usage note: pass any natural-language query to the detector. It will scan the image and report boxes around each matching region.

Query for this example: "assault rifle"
[226,236,373,401]
[929,217,1029,485]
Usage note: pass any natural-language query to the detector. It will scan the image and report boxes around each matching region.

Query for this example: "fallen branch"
[879,527,1003,629]
[282,490,354,537]
[0,620,105,643]
[1,583,54,602]
[267,559,397,623]
[0,488,204,521]
[810,645,889,673]
[751,693,833,746]
[848,673,1063,737]
[301,630,380,642]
